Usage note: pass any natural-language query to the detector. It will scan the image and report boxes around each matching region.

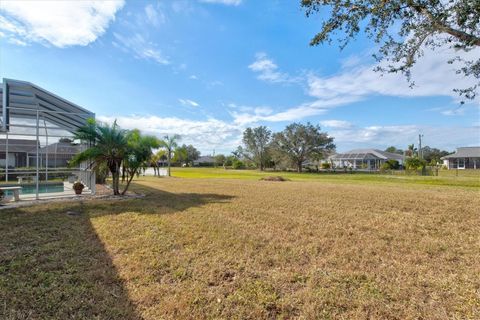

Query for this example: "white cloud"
[112,3,170,65]
[113,32,169,65]
[229,104,274,125]
[179,99,200,107]
[328,124,479,152]
[8,37,27,46]
[145,3,166,27]
[333,125,418,145]
[0,0,124,47]
[307,46,480,103]
[199,0,242,5]
[241,46,479,126]
[320,120,353,129]
[440,107,466,116]
[248,52,296,84]
[98,115,243,153]
[189,75,199,80]
[230,96,358,126]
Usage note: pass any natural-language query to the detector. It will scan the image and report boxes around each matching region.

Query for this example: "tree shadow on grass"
[0,205,142,319]
[82,183,235,217]
[0,185,234,319]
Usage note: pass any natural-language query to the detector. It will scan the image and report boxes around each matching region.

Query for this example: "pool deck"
[0,185,143,211]
[1,181,93,202]
[19,190,93,200]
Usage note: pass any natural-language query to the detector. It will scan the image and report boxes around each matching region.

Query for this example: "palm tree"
[71,119,127,195]
[160,134,180,177]
[406,144,417,157]
[149,152,160,176]
[121,129,159,194]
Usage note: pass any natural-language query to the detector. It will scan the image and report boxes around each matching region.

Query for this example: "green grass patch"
[170,167,480,188]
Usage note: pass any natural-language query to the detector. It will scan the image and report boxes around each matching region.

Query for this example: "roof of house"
[193,155,215,163]
[0,138,38,153]
[330,149,404,161]
[441,147,480,159]
[0,139,82,155]
[36,142,82,154]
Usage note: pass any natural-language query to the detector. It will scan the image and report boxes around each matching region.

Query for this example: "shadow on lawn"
[84,183,235,217]
[0,184,233,319]
[0,205,142,319]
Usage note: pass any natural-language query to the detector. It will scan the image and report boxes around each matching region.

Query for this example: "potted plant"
[73,181,85,195]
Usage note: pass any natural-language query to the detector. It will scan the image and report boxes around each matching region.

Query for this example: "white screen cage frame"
[0,78,96,199]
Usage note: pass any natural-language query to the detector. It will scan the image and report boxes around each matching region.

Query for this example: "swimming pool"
[1,182,65,196]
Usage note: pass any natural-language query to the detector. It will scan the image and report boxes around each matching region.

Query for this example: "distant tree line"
[73,118,454,192]
[385,145,450,163]
[150,136,201,174]
[383,144,452,172]
[215,123,335,173]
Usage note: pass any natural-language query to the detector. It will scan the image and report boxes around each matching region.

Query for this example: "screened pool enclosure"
[0,79,95,200]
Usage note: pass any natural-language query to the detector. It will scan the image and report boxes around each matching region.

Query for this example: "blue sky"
[1,0,479,154]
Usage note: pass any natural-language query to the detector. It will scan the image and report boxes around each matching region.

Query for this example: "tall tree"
[173,145,188,165]
[214,154,227,168]
[149,152,161,176]
[421,146,450,164]
[385,146,404,155]
[72,119,127,195]
[121,130,159,194]
[160,134,180,177]
[232,146,244,160]
[242,126,272,171]
[172,144,199,166]
[149,149,168,176]
[272,122,335,172]
[157,150,168,167]
[185,144,200,166]
[302,0,480,100]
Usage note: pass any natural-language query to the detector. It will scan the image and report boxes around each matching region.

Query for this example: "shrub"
[405,157,427,170]
[321,162,331,169]
[246,161,257,169]
[232,159,245,169]
[381,160,400,171]
[0,189,4,201]
[197,162,215,167]
[224,156,235,167]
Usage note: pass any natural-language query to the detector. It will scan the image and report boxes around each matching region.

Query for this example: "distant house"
[193,155,215,166]
[0,139,82,168]
[441,147,480,169]
[35,141,83,168]
[0,139,38,168]
[329,149,404,170]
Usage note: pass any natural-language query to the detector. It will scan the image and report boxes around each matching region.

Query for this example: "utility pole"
[213,149,216,168]
[418,134,424,159]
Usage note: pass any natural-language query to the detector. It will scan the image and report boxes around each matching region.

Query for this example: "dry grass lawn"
[1,177,479,319]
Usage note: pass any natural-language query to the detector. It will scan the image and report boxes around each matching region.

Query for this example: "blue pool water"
[2,183,64,196]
